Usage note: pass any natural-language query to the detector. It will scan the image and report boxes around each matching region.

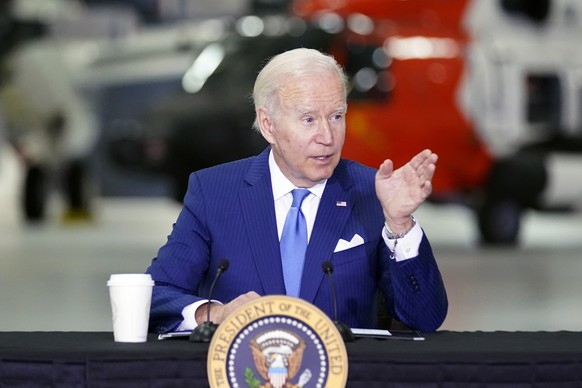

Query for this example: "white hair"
[251,48,348,131]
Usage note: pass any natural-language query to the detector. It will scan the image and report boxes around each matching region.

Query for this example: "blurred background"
[1,0,581,332]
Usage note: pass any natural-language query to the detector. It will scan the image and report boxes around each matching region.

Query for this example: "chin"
[312,169,335,182]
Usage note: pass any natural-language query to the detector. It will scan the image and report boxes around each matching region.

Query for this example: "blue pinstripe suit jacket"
[146,147,447,333]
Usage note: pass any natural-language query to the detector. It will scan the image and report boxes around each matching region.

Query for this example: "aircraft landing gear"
[21,159,93,223]
[61,159,93,223]
[477,199,522,245]
[476,153,546,246]
[23,164,47,222]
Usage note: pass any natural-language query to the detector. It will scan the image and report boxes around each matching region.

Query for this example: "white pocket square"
[334,234,365,253]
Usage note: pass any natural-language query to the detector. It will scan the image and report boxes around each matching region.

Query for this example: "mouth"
[312,154,333,163]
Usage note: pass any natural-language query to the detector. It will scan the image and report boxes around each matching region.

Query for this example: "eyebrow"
[296,105,347,116]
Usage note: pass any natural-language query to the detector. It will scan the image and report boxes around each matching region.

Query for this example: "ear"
[256,106,276,144]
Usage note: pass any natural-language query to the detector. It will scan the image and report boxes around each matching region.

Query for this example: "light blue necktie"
[280,189,310,297]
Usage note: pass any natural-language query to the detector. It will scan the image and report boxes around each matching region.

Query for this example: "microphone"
[321,261,355,342]
[190,259,230,342]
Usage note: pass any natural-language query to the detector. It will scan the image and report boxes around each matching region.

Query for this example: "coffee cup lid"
[107,274,154,286]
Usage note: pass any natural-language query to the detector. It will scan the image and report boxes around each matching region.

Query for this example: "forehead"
[278,71,345,110]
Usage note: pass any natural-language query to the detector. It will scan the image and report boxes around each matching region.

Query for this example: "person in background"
[146,48,448,333]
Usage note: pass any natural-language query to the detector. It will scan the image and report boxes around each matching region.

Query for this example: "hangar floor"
[1,145,581,332]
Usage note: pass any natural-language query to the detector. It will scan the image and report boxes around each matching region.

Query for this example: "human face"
[257,71,346,188]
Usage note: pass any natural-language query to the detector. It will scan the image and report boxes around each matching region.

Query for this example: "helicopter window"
[500,0,550,24]
[344,44,392,101]
[526,73,561,132]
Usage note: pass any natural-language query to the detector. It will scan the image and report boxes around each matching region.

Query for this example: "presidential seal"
[207,295,349,387]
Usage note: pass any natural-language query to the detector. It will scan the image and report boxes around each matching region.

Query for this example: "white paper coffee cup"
[107,274,154,343]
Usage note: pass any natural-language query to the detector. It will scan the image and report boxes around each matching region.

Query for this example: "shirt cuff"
[382,221,423,262]
[176,299,223,331]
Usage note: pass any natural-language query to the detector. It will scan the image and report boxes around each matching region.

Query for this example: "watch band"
[385,215,417,239]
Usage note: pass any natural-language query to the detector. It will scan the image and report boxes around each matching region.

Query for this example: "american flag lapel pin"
[336,201,347,207]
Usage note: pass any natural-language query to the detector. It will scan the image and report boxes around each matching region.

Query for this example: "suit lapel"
[239,148,287,295]
[300,162,354,303]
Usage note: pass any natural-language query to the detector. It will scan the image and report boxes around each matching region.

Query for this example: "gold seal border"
[207,295,349,387]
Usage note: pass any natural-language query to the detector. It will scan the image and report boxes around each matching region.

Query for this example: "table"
[1,331,581,387]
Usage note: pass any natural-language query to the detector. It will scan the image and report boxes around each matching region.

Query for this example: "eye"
[303,116,314,124]
[332,112,344,121]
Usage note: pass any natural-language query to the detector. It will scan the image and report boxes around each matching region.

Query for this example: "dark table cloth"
[1,331,581,387]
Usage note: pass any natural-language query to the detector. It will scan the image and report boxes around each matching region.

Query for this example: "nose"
[315,121,333,145]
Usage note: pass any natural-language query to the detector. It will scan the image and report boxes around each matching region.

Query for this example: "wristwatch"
[385,215,417,239]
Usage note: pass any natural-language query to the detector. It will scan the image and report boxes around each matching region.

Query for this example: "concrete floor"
[1,145,582,332]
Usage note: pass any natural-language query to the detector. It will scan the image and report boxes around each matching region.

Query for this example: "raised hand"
[375,149,438,233]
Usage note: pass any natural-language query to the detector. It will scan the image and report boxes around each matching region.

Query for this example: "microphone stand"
[322,262,355,343]
[188,310,218,342]
[334,317,356,343]
[190,260,229,342]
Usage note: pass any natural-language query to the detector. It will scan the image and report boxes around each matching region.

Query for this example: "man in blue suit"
[146,48,447,334]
